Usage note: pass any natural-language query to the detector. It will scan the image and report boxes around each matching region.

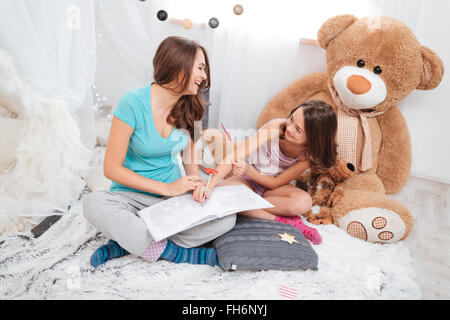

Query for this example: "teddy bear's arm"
[376,105,411,194]
[257,72,329,129]
[305,206,333,225]
[311,176,335,206]
[327,184,345,207]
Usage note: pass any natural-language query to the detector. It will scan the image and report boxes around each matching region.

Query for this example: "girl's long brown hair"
[280,100,338,173]
[153,36,211,139]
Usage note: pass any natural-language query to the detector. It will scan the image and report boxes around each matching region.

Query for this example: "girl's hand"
[232,160,247,176]
[262,118,286,140]
[166,176,203,197]
[192,183,206,202]
[192,181,216,202]
[204,180,216,199]
[263,118,286,130]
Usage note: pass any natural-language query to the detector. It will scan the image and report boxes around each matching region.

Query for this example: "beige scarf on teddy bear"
[328,82,385,172]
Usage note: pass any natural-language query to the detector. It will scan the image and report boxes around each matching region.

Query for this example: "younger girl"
[220,100,338,245]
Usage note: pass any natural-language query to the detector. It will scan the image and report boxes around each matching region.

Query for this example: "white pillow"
[0,91,23,116]
[0,104,17,118]
[0,117,25,172]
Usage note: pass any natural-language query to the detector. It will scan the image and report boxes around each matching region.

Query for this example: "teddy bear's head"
[318,15,444,114]
[295,158,355,192]
[328,158,355,183]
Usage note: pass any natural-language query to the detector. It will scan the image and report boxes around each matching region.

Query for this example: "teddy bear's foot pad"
[338,208,406,243]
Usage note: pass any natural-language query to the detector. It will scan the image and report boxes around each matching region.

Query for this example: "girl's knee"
[298,193,313,214]
[82,190,115,221]
[83,192,99,219]
[217,213,237,234]
[287,193,312,215]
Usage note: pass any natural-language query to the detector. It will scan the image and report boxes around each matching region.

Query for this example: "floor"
[15,174,450,299]
[387,175,450,300]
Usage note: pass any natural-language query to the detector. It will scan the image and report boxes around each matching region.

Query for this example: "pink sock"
[140,239,168,263]
[275,216,322,245]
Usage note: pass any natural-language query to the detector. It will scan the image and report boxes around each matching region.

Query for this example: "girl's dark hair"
[280,100,338,172]
[153,36,211,139]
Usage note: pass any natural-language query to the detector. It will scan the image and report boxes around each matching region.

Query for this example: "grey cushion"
[213,216,318,271]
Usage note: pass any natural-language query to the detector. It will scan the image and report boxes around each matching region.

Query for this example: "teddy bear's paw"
[306,205,333,225]
[308,216,333,225]
[337,207,406,243]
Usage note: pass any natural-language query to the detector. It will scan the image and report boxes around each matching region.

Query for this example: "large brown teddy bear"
[257,15,444,243]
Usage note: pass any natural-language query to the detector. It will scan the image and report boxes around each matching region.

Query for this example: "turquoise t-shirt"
[110,85,190,197]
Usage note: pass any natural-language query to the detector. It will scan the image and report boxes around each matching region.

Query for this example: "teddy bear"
[256,15,444,243]
[296,158,355,225]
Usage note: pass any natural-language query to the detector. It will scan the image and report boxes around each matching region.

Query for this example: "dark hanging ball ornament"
[208,17,219,29]
[157,10,168,21]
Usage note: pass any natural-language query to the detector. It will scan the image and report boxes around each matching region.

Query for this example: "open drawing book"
[138,184,274,241]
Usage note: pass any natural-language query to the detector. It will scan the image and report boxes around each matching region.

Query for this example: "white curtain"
[0,0,97,145]
[93,0,216,112]
[94,0,372,132]
[93,0,153,107]
[206,0,374,134]
[374,0,450,183]
[0,0,95,229]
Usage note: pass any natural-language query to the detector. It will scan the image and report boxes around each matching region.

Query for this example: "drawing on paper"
[138,184,274,241]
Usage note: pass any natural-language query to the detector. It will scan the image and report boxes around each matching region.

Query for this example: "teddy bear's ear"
[417,46,445,90]
[317,14,358,49]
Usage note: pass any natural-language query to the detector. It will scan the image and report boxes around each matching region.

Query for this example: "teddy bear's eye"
[357,59,365,68]
[374,66,382,74]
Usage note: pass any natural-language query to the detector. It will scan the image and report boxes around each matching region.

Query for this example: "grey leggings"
[83,190,237,256]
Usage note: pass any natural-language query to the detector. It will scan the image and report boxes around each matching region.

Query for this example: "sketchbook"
[137,184,274,241]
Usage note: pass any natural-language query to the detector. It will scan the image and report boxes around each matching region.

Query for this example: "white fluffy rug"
[0,196,421,300]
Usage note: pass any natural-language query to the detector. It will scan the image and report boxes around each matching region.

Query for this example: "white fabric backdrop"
[94,0,372,132]
[0,0,97,147]
[0,0,95,230]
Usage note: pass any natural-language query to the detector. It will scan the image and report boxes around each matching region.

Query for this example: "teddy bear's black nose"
[347,163,355,172]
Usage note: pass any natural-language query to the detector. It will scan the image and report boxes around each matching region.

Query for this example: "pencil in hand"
[202,168,218,204]
[221,122,232,142]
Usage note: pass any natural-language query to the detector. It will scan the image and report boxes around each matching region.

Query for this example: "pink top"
[246,139,304,176]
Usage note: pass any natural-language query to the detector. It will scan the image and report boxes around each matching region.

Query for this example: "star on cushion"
[277,233,298,245]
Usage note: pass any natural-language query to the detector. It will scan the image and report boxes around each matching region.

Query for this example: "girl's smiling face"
[185,48,208,95]
[285,107,307,146]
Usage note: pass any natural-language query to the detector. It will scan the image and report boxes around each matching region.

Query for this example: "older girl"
[83,36,235,267]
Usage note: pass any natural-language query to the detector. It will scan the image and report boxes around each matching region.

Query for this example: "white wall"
[378,0,450,183]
